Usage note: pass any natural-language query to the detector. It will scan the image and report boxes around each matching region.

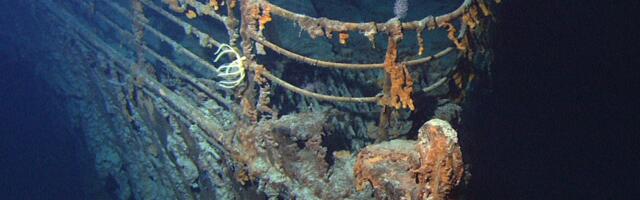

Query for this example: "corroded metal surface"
[355,119,464,199]
[36,0,495,198]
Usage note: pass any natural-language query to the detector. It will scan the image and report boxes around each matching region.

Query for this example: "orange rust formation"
[163,0,184,13]
[209,0,219,11]
[379,21,415,110]
[253,64,267,84]
[355,119,464,199]
[415,119,465,199]
[228,0,237,9]
[441,22,466,51]
[354,139,420,198]
[185,10,197,19]
[417,33,425,55]
[462,6,480,30]
[339,32,349,45]
[258,4,271,31]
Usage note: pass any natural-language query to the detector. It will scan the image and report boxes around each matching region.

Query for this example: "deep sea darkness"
[0,0,637,199]
[0,51,84,198]
[0,2,87,199]
[468,1,637,199]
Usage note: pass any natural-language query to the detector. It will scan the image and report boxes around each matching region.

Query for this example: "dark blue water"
[0,2,86,199]
[0,53,85,200]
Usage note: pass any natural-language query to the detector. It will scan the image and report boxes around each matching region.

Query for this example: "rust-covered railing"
[39,0,494,198]
[94,0,477,110]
